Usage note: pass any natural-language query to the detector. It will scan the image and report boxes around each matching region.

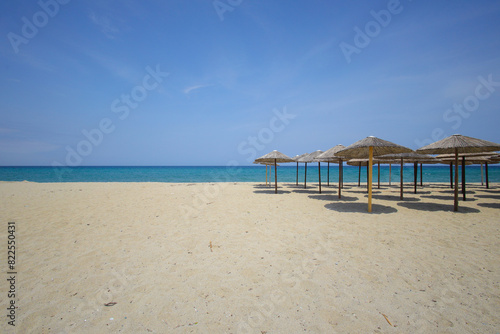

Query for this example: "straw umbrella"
[346,158,386,191]
[316,145,346,196]
[384,160,401,186]
[253,161,268,186]
[460,156,496,191]
[337,136,413,212]
[378,152,437,199]
[477,154,498,189]
[347,159,366,187]
[416,157,442,187]
[293,153,309,186]
[253,161,281,186]
[255,150,294,194]
[437,152,499,190]
[297,150,324,192]
[417,134,500,211]
[439,155,491,197]
[486,155,500,188]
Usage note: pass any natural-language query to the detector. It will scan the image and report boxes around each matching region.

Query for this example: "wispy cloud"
[80,47,142,84]
[89,12,119,39]
[183,84,211,95]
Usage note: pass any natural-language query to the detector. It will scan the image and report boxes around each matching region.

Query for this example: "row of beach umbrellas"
[254,134,500,212]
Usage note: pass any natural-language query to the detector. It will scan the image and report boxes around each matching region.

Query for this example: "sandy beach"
[0,181,499,333]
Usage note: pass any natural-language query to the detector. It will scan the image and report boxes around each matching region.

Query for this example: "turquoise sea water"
[0,165,499,183]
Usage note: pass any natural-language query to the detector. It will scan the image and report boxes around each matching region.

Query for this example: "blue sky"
[1,0,500,166]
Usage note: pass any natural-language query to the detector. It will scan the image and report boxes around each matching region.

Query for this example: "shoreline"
[1,165,499,184]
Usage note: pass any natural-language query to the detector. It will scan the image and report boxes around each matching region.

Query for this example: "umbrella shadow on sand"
[253,184,273,189]
[437,190,476,195]
[413,190,432,195]
[348,190,382,194]
[292,189,324,195]
[325,202,397,214]
[397,202,480,213]
[482,187,500,192]
[477,202,500,209]
[284,183,308,187]
[253,190,291,194]
[421,194,479,202]
[365,194,420,202]
[427,184,454,189]
[309,195,358,202]
[474,194,500,200]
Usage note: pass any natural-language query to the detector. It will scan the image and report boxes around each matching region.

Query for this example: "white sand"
[0,181,499,333]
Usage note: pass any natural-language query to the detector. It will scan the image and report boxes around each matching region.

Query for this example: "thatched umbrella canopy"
[297,150,324,191]
[489,154,500,162]
[337,136,413,212]
[347,158,368,166]
[316,144,346,195]
[436,152,499,159]
[417,134,500,211]
[315,144,346,162]
[255,150,294,194]
[378,152,438,198]
[293,153,309,186]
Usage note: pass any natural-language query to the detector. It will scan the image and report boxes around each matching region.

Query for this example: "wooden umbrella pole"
[265,165,268,186]
[304,163,307,189]
[377,161,380,189]
[274,159,278,194]
[366,164,369,192]
[413,162,417,194]
[327,162,330,186]
[269,165,272,187]
[449,162,453,189]
[485,162,489,189]
[480,163,484,186]
[338,162,340,188]
[318,162,322,194]
[368,147,373,213]
[338,158,342,199]
[358,163,361,187]
[454,149,459,211]
[389,163,392,186]
[340,159,343,189]
[400,157,404,200]
[461,157,466,201]
[270,165,272,187]
[296,162,298,186]
[420,162,423,187]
